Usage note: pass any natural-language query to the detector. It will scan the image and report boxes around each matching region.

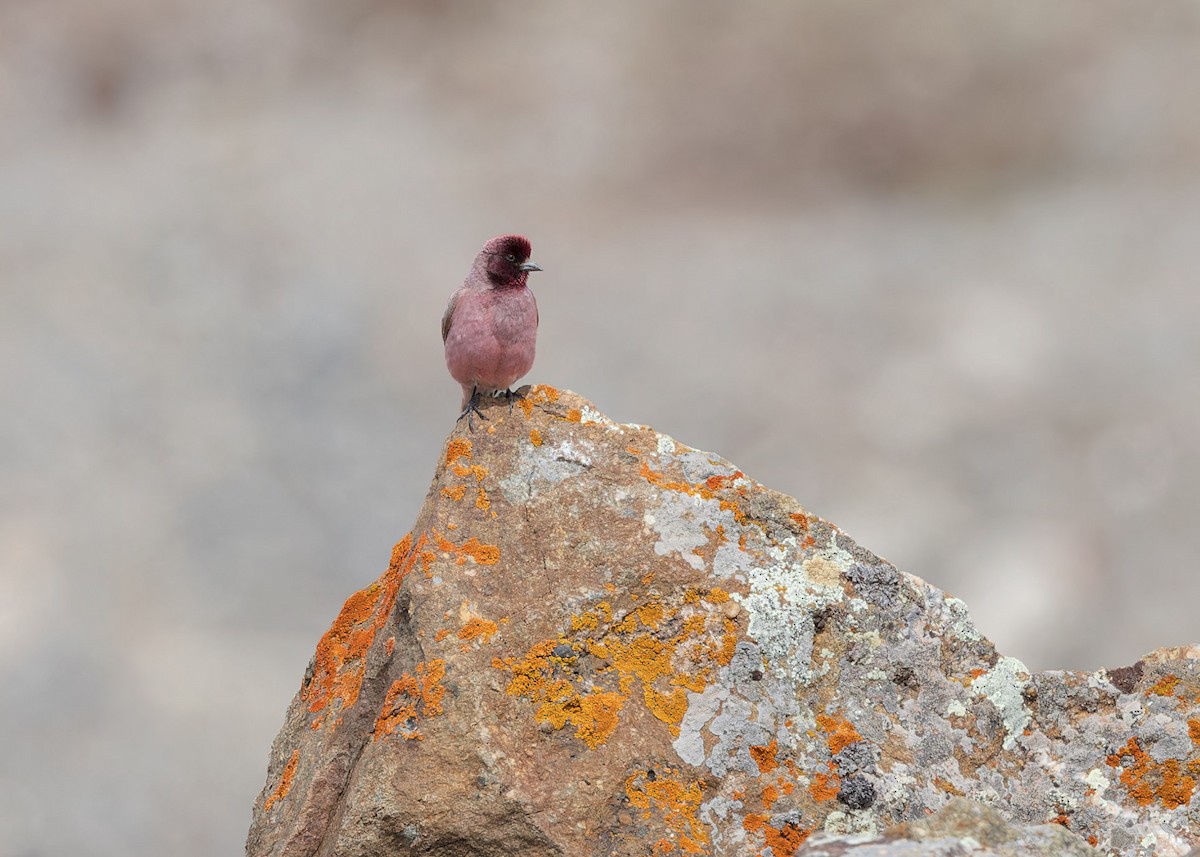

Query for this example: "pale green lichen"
[969,656,1032,749]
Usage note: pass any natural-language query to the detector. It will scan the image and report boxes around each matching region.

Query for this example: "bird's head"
[481,234,541,288]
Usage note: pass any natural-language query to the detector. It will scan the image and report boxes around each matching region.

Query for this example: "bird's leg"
[504,387,528,413]
[457,386,489,431]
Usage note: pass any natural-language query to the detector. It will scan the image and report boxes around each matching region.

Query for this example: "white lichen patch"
[705,693,776,777]
[577,405,612,426]
[969,656,1032,749]
[646,490,739,572]
[1083,768,1110,794]
[656,433,677,456]
[674,684,728,766]
[821,809,878,837]
[712,537,754,582]
[498,437,594,503]
[697,795,747,853]
[811,535,856,576]
[943,597,983,642]
[739,539,846,685]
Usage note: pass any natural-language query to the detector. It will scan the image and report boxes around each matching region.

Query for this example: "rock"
[246,388,1200,857]
[799,796,1098,855]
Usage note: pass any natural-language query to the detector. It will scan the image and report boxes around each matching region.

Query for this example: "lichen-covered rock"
[246,388,1200,857]
[798,796,1099,855]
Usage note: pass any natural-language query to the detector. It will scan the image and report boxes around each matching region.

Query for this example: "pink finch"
[442,235,541,427]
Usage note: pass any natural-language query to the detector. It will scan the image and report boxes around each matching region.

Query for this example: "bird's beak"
[520,261,542,273]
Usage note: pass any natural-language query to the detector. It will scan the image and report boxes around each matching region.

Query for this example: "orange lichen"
[713,619,738,666]
[679,674,713,696]
[445,438,472,467]
[304,533,422,720]
[475,487,490,510]
[565,408,582,422]
[373,659,446,741]
[637,601,665,629]
[450,461,489,484]
[461,537,499,564]
[705,472,744,490]
[388,532,416,569]
[499,594,733,747]
[809,770,840,802]
[625,771,708,855]
[817,713,863,755]
[1189,718,1200,746]
[385,636,395,656]
[498,641,625,746]
[743,812,810,857]
[934,776,965,796]
[441,485,467,501]
[515,384,559,417]
[639,461,747,524]
[743,813,769,833]
[1147,674,1180,696]
[573,612,599,632]
[750,739,780,774]
[609,633,673,685]
[434,628,450,642]
[530,429,543,446]
[263,749,300,812]
[762,783,780,809]
[679,614,707,638]
[434,531,501,565]
[644,686,690,733]
[1106,736,1196,809]
[560,690,626,746]
[458,616,499,644]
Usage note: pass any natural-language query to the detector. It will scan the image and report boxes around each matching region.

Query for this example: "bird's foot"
[503,387,528,413]
[457,387,489,431]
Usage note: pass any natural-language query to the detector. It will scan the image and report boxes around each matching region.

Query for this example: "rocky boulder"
[246,387,1200,857]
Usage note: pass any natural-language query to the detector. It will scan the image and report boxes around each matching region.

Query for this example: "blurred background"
[3,1,1199,853]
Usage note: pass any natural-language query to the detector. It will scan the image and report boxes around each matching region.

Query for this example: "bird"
[442,235,542,427]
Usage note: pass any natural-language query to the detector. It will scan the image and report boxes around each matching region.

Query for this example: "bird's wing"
[441,290,461,343]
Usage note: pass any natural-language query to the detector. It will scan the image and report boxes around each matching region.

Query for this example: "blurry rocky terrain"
[2,2,1199,855]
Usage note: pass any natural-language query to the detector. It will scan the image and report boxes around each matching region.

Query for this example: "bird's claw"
[458,387,489,431]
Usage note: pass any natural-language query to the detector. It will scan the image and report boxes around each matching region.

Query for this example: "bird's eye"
[505,253,516,263]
